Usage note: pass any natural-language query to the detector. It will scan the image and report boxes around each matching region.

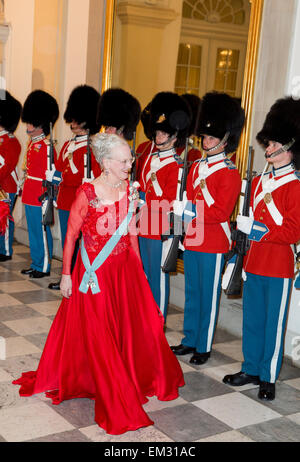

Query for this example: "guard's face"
[26,124,44,138]
[265,140,293,166]
[202,134,225,154]
[70,121,87,136]
[155,130,176,150]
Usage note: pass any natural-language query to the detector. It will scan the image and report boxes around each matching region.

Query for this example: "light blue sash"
[79,199,135,294]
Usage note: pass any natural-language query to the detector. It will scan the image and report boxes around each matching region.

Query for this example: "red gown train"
[13,182,184,435]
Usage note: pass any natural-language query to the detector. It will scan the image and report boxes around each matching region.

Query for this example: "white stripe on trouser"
[270,278,289,382]
[4,218,9,255]
[159,240,169,317]
[42,226,49,273]
[206,254,222,351]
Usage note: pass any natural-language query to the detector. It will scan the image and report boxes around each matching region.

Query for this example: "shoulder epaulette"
[174,154,183,165]
[44,139,51,145]
[224,158,237,170]
[8,133,15,139]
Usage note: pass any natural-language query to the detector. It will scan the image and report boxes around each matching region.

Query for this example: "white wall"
[4,0,35,233]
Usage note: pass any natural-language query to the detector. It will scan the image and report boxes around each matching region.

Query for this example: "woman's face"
[104,144,134,181]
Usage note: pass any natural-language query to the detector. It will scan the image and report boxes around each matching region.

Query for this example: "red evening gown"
[13,182,184,435]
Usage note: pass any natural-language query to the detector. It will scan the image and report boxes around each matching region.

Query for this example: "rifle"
[39,123,56,226]
[224,146,254,296]
[161,136,189,273]
[130,131,137,182]
[84,130,92,179]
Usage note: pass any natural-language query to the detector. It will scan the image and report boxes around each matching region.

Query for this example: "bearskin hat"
[97,88,141,141]
[140,102,152,140]
[256,96,300,169]
[64,85,101,135]
[22,90,59,136]
[148,91,191,148]
[0,91,22,133]
[197,91,245,154]
[181,93,201,136]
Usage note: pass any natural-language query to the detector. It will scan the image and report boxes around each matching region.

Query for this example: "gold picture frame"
[101,0,264,275]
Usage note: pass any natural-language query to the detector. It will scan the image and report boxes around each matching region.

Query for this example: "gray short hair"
[92,133,129,168]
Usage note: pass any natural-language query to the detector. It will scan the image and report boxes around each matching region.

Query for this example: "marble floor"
[0,243,300,443]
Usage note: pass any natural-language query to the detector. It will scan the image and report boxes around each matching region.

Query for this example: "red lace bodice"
[62,182,135,274]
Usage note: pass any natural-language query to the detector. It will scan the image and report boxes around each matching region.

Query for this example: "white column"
[59,0,90,143]
[4,0,35,235]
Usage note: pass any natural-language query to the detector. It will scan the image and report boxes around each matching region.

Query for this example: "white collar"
[0,130,8,137]
[31,134,46,144]
[272,163,294,178]
[74,134,88,143]
[204,151,226,164]
[156,148,176,159]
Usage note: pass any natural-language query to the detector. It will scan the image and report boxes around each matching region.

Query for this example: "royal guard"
[47,85,101,290]
[21,90,59,278]
[138,91,191,319]
[223,96,300,401]
[171,91,244,364]
[97,87,141,142]
[135,102,155,182]
[0,91,22,261]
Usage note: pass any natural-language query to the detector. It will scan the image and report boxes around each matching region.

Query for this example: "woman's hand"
[60,274,72,299]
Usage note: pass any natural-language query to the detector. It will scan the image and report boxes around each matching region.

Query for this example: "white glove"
[45,169,55,182]
[173,192,188,217]
[221,262,235,290]
[82,177,94,184]
[236,215,254,235]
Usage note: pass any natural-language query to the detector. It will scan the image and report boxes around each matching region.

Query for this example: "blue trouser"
[58,209,70,249]
[138,236,170,319]
[242,272,292,383]
[182,250,224,353]
[58,208,79,271]
[25,204,52,273]
[0,193,15,256]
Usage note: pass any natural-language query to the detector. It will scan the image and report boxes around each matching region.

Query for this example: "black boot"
[223,371,260,386]
[29,270,50,278]
[258,381,275,400]
[189,352,210,365]
[48,280,61,290]
[21,268,34,275]
[170,344,196,355]
[0,254,12,262]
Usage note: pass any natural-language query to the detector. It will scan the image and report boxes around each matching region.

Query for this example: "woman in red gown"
[13,133,184,435]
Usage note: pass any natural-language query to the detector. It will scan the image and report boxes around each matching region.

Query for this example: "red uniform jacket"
[184,153,241,253]
[0,131,21,193]
[135,140,155,182]
[55,136,101,211]
[135,140,202,183]
[139,148,183,239]
[244,164,300,278]
[22,135,57,206]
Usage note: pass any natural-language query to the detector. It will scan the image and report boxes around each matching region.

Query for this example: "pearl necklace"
[100,175,123,189]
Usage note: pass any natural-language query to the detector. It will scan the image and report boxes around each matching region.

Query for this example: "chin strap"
[201,131,229,153]
[265,138,295,159]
